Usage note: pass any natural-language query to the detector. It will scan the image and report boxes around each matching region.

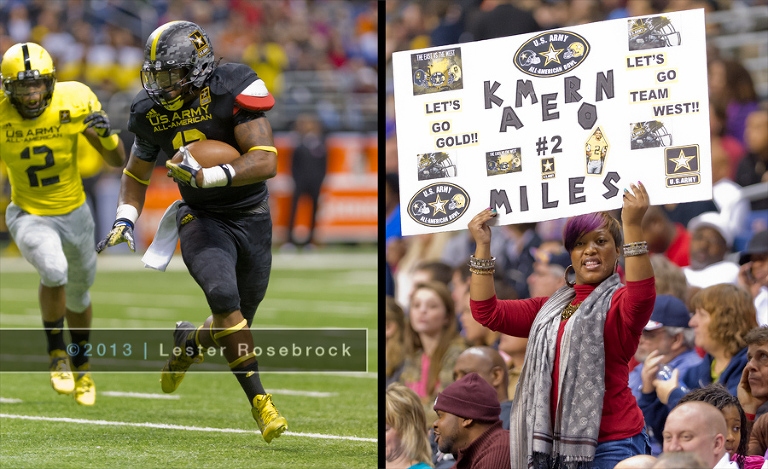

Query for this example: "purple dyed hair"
[563,212,623,253]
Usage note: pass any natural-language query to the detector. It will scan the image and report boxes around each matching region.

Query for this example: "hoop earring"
[564,265,575,288]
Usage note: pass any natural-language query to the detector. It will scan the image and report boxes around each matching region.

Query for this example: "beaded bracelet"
[623,241,647,248]
[469,267,495,275]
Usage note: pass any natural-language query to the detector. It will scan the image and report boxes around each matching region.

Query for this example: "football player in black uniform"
[96,20,287,443]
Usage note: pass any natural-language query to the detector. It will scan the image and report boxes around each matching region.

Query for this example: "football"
[170,140,241,168]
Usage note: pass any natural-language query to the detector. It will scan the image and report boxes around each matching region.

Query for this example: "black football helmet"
[418,152,456,181]
[140,21,217,110]
[628,16,681,50]
[631,121,672,149]
[1,43,56,118]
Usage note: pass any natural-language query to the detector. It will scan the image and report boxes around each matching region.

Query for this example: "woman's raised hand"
[467,207,497,247]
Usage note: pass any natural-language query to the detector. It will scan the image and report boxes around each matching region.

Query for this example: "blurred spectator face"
[751,253,768,285]
[745,341,768,400]
[385,319,398,341]
[642,211,672,254]
[689,308,714,353]
[710,141,731,183]
[385,423,404,463]
[451,271,469,314]
[527,263,566,298]
[635,328,675,363]
[708,60,727,98]
[721,404,741,455]
[410,287,448,336]
[453,350,493,384]
[744,110,768,154]
[458,311,489,345]
[499,334,528,358]
[689,227,727,270]
[433,410,461,454]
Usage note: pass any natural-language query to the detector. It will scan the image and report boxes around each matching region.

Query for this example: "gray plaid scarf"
[509,273,622,469]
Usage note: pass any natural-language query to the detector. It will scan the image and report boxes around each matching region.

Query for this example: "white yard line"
[269,389,338,397]
[0,398,22,403]
[0,413,376,442]
[0,253,377,273]
[100,391,179,400]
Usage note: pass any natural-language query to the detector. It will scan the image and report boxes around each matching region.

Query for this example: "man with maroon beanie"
[432,372,510,469]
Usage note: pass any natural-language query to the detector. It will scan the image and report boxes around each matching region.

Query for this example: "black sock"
[184,327,201,358]
[69,330,90,369]
[233,361,266,404]
[43,318,66,353]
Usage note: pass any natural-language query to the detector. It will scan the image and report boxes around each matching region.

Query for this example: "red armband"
[746,412,756,421]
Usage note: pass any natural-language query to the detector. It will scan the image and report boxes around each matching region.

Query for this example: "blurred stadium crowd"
[385,1,768,467]
[1,0,378,134]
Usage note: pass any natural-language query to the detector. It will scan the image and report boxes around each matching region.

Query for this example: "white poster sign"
[393,9,711,236]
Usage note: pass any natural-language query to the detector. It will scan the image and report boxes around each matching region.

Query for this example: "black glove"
[96,218,135,253]
[84,110,112,137]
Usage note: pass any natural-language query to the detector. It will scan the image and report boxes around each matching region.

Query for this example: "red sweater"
[470,277,655,442]
[452,420,510,469]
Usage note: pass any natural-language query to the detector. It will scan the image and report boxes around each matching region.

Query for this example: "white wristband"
[115,204,139,224]
[201,164,235,188]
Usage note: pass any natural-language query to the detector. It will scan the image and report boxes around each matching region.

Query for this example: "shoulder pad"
[56,81,99,117]
[129,90,154,114]
[235,79,274,111]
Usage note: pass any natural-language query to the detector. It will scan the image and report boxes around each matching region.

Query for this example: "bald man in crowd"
[453,346,511,429]
[614,454,657,469]
[661,401,732,468]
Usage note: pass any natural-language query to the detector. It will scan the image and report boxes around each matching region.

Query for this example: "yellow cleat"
[160,321,203,393]
[252,394,287,443]
[74,371,96,406]
[49,350,75,395]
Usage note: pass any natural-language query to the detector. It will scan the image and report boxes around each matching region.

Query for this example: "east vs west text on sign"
[393,9,711,236]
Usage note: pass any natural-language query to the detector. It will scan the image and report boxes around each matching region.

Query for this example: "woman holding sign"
[467,182,655,469]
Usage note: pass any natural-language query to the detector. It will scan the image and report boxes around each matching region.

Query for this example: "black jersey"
[128,63,268,212]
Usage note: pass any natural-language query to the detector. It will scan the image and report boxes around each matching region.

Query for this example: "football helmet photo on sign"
[417,152,457,180]
[563,42,586,59]
[486,150,522,176]
[628,16,682,50]
[630,121,673,149]
[518,49,542,67]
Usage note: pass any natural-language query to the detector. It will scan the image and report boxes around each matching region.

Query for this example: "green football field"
[0,250,378,468]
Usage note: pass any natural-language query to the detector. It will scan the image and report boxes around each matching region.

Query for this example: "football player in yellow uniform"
[585,127,609,175]
[0,43,125,405]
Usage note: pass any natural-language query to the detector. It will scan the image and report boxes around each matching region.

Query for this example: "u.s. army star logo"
[664,144,700,188]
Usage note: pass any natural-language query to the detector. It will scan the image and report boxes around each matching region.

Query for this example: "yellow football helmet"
[563,42,585,59]
[448,194,466,210]
[1,42,56,118]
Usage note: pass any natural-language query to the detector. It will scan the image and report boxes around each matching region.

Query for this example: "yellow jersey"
[0,81,102,215]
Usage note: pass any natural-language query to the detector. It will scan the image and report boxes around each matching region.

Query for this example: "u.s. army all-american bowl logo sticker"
[514,31,590,78]
[408,183,470,227]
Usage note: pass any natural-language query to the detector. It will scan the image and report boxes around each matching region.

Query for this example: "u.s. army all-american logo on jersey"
[408,183,470,227]
[514,31,589,78]
[664,144,700,187]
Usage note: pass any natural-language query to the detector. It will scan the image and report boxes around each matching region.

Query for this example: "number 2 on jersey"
[21,145,59,187]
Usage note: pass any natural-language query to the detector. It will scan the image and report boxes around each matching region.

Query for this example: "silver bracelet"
[623,241,649,257]
[469,255,496,270]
